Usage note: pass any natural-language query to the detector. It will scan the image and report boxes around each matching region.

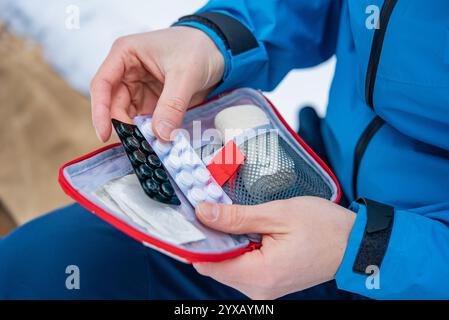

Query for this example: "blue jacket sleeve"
[175,0,341,94]
[336,200,449,299]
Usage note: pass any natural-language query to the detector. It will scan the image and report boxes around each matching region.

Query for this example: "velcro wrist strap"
[177,12,258,55]
[353,198,394,274]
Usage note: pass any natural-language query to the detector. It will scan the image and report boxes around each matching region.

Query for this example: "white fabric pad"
[94,174,206,245]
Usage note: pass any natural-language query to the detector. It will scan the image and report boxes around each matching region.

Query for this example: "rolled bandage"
[214,105,271,142]
[214,105,297,199]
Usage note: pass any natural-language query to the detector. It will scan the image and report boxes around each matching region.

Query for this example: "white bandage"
[94,174,206,245]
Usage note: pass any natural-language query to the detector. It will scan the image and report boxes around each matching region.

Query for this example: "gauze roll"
[214,105,296,200]
[214,105,271,142]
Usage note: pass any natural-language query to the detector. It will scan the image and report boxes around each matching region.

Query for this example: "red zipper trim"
[58,89,339,262]
[58,150,258,263]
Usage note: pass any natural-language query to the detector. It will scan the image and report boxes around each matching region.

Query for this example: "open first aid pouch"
[59,88,341,263]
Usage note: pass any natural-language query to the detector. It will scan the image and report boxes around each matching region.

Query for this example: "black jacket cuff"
[176,12,258,55]
[352,198,395,274]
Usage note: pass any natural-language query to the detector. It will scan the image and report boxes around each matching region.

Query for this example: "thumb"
[152,72,196,141]
[196,202,287,235]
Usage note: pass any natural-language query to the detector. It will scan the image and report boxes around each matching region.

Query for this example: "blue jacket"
[176,0,449,299]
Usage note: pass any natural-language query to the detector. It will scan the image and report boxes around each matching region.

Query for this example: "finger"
[110,84,133,123]
[152,71,197,141]
[196,201,288,235]
[135,82,159,115]
[90,45,125,141]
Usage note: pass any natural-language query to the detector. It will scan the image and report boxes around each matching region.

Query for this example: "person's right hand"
[90,26,225,142]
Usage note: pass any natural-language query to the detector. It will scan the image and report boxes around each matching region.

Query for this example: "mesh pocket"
[222,132,333,205]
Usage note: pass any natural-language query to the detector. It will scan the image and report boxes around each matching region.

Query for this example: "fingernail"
[193,263,208,276]
[155,120,176,141]
[94,125,104,142]
[198,203,219,222]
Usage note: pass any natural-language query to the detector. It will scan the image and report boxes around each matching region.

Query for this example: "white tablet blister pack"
[134,115,232,208]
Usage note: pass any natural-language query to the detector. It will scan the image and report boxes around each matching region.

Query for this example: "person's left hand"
[194,196,356,300]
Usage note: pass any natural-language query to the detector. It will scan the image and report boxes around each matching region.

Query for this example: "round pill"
[206,183,223,200]
[205,195,218,203]
[123,136,140,151]
[180,151,200,167]
[153,168,168,182]
[176,171,194,189]
[165,153,182,172]
[172,137,189,154]
[160,182,175,198]
[192,167,210,185]
[155,193,170,203]
[143,179,159,195]
[141,120,155,137]
[170,145,184,157]
[174,131,185,143]
[189,187,206,204]
[153,139,171,156]
[137,164,153,179]
[141,140,153,153]
[147,154,161,167]
[116,123,134,136]
[134,127,144,140]
[130,150,146,165]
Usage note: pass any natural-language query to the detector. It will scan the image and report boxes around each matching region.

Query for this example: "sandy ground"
[0,27,107,225]
[0,199,15,235]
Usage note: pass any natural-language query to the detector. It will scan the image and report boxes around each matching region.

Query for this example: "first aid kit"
[59,88,341,263]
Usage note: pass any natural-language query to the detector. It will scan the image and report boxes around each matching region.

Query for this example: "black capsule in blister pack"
[112,119,180,206]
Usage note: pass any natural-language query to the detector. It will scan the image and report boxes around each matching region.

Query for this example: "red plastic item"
[207,140,245,186]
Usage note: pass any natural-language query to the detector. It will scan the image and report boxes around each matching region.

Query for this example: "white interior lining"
[62,88,338,256]
[63,147,250,254]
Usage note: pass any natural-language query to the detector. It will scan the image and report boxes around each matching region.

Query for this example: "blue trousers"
[0,108,356,299]
[0,204,355,299]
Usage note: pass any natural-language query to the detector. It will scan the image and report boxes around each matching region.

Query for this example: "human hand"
[194,196,356,299]
[90,26,224,142]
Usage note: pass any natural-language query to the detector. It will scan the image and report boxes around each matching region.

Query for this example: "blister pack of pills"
[111,119,180,206]
[134,116,232,208]
[59,88,341,263]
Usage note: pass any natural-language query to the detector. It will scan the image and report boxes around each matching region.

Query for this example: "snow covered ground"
[0,0,335,129]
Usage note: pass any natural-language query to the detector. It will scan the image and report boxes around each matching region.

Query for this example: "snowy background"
[0,0,335,129]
